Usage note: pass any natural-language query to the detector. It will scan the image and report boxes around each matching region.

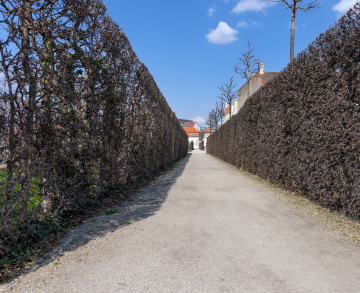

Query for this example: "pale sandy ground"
[1,150,360,292]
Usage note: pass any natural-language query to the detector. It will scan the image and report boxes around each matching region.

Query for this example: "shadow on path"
[21,154,192,277]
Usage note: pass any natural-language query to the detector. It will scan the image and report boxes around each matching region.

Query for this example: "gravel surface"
[2,150,360,292]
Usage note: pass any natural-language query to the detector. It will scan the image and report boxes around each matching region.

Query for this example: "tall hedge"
[208,3,360,218]
[0,0,187,249]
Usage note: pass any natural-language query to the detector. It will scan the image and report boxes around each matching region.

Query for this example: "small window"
[192,133,194,136]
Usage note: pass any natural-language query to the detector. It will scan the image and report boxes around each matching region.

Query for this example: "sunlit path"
[2,151,360,292]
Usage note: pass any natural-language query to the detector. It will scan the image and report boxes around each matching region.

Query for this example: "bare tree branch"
[218,76,237,118]
[206,101,223,131]
[268,0,321,61]
[234,40,260,100]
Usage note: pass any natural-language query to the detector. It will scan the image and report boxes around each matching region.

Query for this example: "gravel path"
[2,150,360,292]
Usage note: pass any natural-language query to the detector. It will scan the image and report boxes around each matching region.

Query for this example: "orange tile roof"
[182,122,195,127]
[183,126,199,133]
[226,106,230,114]
[183,126,200,137]
[201,128,212,133]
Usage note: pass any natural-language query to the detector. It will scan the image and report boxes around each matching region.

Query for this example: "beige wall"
[235,73,263,115]
[233,98,238,116]
[224,111,230,123]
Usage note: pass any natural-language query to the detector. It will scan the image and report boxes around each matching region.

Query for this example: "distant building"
[224,62,280,124]
[182,126,200,149]
[234,62,280,115]
[178,119,193,125]
[180,120,211,149]
[224,104,231,123]
[181,121,201,131]
[200,128,212,148]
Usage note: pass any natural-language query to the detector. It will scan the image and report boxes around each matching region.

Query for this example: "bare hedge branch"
[0,0,187,253]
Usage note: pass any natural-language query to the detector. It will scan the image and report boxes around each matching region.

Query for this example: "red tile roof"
[201,128,212,133]
[226,106,230,114]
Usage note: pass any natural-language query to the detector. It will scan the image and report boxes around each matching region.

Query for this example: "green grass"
[0,171,42,212]
[27,177,42,211]
[104,208,117,215]
[0,171,6,182]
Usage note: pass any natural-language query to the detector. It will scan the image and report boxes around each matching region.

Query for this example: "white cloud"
[208,5,216,17]
[236,20,261,27]
[251,20,260,26]
[232,0,269,13]
[332,0,358,13]
[237,21,249,28]
[206,21,239,44]
[193,116,206,125]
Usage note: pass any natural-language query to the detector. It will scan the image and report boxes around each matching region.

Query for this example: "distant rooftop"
[178,119,193,124]
[182,122,196,127]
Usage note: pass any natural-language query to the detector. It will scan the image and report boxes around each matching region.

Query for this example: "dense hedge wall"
[0,0,187,251]
[208,3,360,218]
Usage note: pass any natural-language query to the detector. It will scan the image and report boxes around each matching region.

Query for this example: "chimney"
[259,62,264,74]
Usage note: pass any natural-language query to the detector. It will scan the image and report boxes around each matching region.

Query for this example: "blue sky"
[102,0,358,126]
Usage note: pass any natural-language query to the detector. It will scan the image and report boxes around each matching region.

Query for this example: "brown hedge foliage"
[207,3,360,219]
[0,0,187,246]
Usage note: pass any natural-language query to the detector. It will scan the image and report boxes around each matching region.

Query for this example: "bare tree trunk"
[220,101,223,126]
[248,72,251,99]
[40,39,55,214]
[20,0,36,213]
[0,46,15,209]
[218,76,236,120]
[290,4,296,61]
[267,0,320,62]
